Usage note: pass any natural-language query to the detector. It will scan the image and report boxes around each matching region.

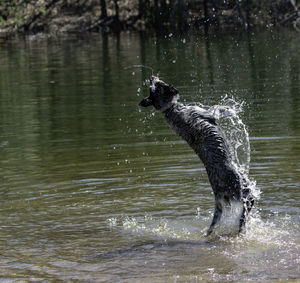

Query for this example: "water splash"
[187,97,261,237]
[122,216,203,240]
[207,96,251,176]
[107,210,298,251]
[207,97,262,235]
[209,201,245,237]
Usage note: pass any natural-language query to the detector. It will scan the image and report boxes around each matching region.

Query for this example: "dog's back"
[164,104,235,191]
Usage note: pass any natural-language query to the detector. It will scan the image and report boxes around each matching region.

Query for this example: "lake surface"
[0,30,299,282]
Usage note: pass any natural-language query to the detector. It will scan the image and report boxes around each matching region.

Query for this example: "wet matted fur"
[139,76,254,235]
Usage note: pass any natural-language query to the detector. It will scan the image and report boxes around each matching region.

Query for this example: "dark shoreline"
[0,0,299,39]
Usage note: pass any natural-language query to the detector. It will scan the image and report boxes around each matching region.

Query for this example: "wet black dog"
[139,76,254,235]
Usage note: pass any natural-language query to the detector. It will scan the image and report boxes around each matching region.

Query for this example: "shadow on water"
[91,239,210,260]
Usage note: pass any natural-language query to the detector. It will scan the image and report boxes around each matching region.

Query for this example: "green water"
[0,31,299,281]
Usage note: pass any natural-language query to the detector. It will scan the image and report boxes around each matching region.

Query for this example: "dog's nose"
[139,97,153,107]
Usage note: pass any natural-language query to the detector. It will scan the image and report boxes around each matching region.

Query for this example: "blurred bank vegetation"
[0,0,299,35]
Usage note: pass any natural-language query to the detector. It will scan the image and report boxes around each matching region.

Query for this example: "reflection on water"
[0,31,299,281]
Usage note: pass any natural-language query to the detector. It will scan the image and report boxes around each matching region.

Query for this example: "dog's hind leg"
[239,187,255,232]
[206,199,223,236]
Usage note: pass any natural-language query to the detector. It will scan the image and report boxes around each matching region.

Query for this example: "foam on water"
[121,215,207,240]
[111,214,299,281]
[106,210,299,252]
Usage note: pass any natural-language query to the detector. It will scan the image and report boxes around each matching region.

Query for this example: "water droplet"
[172,60,176,64]
[106,218,117,227]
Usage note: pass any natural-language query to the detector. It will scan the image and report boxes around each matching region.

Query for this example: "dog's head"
[139,76,179,111]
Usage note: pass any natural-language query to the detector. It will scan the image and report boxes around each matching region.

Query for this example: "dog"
[139,76,254,235]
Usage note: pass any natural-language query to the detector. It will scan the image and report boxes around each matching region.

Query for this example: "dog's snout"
[139,97,153,107]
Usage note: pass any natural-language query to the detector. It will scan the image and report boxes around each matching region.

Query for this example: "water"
[0,31,299,281]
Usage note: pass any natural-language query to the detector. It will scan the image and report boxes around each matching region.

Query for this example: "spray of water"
[207,96,250,175]
[204,97,261,236]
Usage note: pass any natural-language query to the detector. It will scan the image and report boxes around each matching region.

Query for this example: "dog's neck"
[160,102,176,113]
[159,95,180,113]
